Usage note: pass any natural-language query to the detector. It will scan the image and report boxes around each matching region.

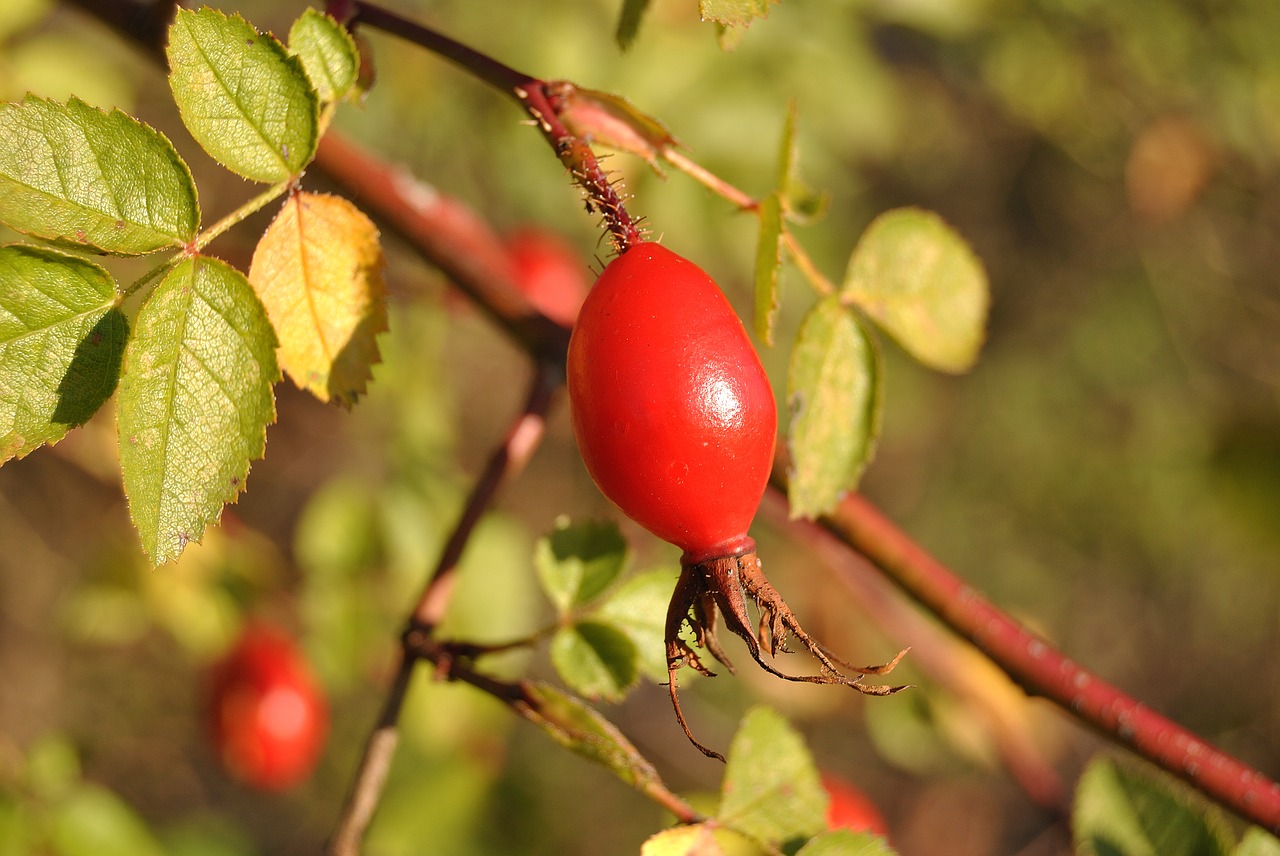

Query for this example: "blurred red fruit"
[504,228,589,326]
[822,772,890,837]
[206,623,328,791]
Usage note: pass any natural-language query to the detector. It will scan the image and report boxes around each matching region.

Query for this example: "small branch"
[326,365,558,854]
[338,1,642,254]
[815,490,1280,834]
[412,365,559,629]
[193,178,294,253]
[663,148,837,295]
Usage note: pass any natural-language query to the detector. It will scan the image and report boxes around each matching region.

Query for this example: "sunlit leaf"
[616,0,651,49]
[718,707,826,848]
[641,824,758,855]
[248,191,386,407]
[117,256,278,566]
[1073,756,1234,856]
[167,8,318,183]
[1237,830,1280,856]
[48,785,166,856]
[796,830,897,856]
[786,297,880,519]
[534,517,628,614]
[753,193,783,347]
[550,620,638,701]
[841,207,988,373]
[0,96,198,253]
[700,0,778,29]
[0,245,125,463]
[595,567,679,682]
[289,8,360,105]
[520,682,663,792]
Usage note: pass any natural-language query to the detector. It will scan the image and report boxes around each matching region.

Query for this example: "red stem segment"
[822,492,1280,833]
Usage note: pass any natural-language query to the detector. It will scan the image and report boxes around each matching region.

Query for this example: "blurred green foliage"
[1,0,1279,853]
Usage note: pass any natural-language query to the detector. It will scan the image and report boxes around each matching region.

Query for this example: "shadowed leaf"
[0,245,125,462]
[787,298,880,519]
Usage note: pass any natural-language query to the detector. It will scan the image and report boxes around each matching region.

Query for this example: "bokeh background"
[2,0,1279,853]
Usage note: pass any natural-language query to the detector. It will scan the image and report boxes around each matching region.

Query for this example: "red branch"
[820,493,1280,833]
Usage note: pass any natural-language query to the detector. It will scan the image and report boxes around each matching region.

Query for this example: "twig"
[326,365,557,855]
[336,1,643,254]
[815,490,1280,833]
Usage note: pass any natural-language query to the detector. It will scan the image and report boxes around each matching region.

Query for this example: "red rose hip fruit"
[206,623,328,791]
[566,241,776,561]
[567,241,904,760]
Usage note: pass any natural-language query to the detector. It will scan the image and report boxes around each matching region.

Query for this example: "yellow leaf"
[249,192,387,406]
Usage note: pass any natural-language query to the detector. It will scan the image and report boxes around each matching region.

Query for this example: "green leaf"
[719,707,826,849]
[700,0,778,29]
[753,193,783,347]
[520,682,664,791]
[117,256,279,566]
[550,620,638,702]
[167,8,318,183]
[641,824,760,855]
[0,245,126,463]
[786,297,880,519]
[1237,830,1280,856]
[0,97,198,254]
[24,735,81,801]
[616,0,651,49]
[1073,756,1234,856]
[595,566,680,682]
[48,785,166,856]
[289,9,360,105]
[841,207,988,373]
[534,517,628,614]
[797,830,897,856]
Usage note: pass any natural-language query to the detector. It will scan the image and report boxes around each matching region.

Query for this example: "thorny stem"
[193,178,295,253]
[65,0,1280,835]
[333,0,643,254]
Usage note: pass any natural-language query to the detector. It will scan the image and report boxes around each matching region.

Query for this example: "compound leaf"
[787,297,880,519]
[117,256,278,566]
[167,8,318,183]
[842,207,988,373]
[0,96,198,254]
[0,245,126,462]
[248,191,386,407]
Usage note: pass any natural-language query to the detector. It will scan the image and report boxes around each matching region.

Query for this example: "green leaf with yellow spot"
[117,256,278,566]
[167,8,318,183]
[0,96,198,254]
